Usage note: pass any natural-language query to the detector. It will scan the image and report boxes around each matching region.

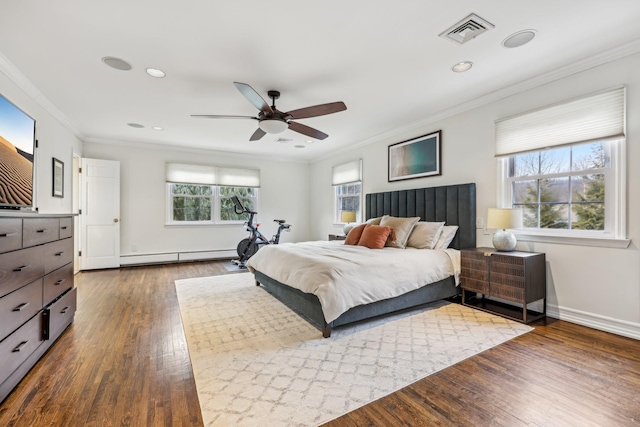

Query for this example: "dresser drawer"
[0,246,44,298]
[44,287,76,341]
[23,218,59,247]
[59,217,73,239]
[44,263,74,306]
[0,313,43,387]
[0,279,43,340]
[42,239,74,274]
[460,251,489,293]
[0,219,22,254]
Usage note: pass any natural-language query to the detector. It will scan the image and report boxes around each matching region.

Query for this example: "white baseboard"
[547,304,640,340]
[120,250,236,266]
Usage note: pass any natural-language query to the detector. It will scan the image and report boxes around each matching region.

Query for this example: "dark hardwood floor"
[0,260,638,426]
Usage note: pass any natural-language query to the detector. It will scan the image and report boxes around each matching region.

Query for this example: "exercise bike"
[231,196,291,269]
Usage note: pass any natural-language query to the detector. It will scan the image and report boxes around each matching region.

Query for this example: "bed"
[247,183,476,337]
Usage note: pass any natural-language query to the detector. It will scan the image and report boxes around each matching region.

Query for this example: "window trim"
[334,182,363,225]
[496,138,628,248]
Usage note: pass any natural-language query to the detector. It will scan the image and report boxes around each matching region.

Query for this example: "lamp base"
[343,223,355,235]
[492,230,517,251]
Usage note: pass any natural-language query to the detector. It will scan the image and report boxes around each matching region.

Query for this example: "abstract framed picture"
[388,130,441,182]
[52,157,64,198]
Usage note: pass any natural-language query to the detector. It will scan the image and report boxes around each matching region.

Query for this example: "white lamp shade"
[259,119,289,134]
[487,208,523,230]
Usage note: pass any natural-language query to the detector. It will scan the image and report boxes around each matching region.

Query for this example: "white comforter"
[246,240,460,323]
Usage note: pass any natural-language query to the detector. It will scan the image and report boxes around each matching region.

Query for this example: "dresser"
[460,247,546,324]
[0,214,76,403]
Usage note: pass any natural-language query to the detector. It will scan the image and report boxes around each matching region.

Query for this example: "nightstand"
[328,234,346,241]
[460,247,546,324]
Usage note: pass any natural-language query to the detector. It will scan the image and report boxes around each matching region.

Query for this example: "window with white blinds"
[332,160,363,224]
[495,87,627,247]
[165,163,260,225]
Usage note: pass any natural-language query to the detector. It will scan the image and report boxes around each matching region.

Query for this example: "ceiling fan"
[192,82,347,141]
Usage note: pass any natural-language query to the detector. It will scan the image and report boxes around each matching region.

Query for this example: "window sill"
[513,232,631,249]
[165,221,244,227]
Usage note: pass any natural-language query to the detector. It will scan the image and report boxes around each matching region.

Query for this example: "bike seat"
[273,219,286,224]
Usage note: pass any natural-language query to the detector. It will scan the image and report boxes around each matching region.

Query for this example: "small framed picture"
[388,130,441,182]
[52,158,64,198]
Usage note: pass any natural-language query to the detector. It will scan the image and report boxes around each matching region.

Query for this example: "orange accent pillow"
[358,224,392,249]
[344,223,367,245]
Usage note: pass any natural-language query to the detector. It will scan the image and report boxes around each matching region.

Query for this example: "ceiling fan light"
[259,119,288,134]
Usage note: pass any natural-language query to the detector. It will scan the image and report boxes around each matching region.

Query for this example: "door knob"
[114,218,119,223]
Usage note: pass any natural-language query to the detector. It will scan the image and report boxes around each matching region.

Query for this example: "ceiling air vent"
[439,13,495,45]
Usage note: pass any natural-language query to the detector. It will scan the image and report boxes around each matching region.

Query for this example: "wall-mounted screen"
[0,93,36,209]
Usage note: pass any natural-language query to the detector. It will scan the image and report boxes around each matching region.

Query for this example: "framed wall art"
[388,130,441,182]
[52,157,64,198]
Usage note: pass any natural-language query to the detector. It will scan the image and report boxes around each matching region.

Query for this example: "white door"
[80,158,120,270]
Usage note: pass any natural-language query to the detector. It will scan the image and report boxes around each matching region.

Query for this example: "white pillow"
[434,225,458,249]
[379,215,420,249]
[406,221,445,249]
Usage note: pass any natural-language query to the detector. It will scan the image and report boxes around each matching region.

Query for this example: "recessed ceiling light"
[102,56,132,71]
[294,145,305,148]
[146,68,166,78]
[151,126,164,131]
[452,61,473,72]
[502,30,537,48]
[127,123,144,128]
[305,140,314,144]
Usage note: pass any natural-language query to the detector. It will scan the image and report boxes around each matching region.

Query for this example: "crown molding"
[310,38,640,163]
[0,52,83,139]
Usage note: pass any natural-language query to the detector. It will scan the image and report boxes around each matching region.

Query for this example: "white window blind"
[217,167,260,188]
[332,159,362,186]
[166,164,260,187]
[166,163,216,185]
[495,86,625,157]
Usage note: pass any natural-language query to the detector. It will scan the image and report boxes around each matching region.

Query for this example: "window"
[332,159,362,223]
[335,182,362,223]
[496,87,627,245]
[166,163,259,225]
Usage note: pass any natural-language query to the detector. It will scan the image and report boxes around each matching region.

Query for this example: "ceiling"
[1,0,639,162]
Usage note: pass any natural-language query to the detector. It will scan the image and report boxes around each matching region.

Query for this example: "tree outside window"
[510,141,607,231]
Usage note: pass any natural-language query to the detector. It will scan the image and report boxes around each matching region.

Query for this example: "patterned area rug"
[175,273,532,427]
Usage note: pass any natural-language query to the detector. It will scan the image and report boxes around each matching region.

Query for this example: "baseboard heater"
[120,249,237,266]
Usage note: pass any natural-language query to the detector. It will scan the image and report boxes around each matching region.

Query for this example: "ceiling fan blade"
[191,115,258,120]
[286,101,347,120]
[234,82,274,114]
[288,121,328,140]
[249,128,267,141]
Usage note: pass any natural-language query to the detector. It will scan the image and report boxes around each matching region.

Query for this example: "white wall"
[309,52,640,337]
[83,142,310,257]
[0,69,83,214]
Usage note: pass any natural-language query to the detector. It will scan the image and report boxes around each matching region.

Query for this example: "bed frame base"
[255,271,459,337]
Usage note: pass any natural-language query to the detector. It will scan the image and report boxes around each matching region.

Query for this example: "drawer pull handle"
[37,229,46,233]
[12,341,28,352]
[61,226,68,230]
[13,265,29,272]
[60,306,71,314]
[55,279,66,285]
[13,302,29,311]
[55,252,65,256]
[0,232,14,237]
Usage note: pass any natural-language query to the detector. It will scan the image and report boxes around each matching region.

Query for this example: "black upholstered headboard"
[365,183,476,250]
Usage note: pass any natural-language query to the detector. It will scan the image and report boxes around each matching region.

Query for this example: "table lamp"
[340,211,357,235]
[487,208,523,251]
